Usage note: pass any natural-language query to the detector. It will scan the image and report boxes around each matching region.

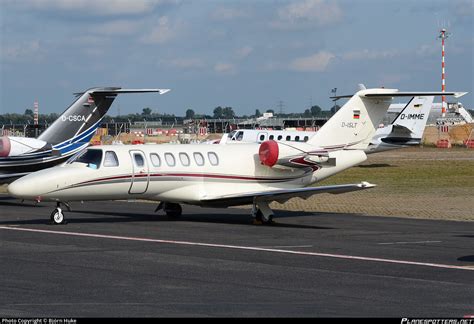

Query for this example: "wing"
[199,182,375,207]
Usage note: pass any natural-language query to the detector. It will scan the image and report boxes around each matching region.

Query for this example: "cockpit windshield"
[227,131,237,139]
[68,149,103,169]
[227,130,243,141]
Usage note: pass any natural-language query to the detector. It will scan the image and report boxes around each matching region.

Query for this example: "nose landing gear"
[50,202,71,225]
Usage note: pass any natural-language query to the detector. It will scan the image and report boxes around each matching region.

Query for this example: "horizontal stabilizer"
[331,91,467,100]
[391,124,414,136]
[364,91,467,99]
[74,88,170,96]
[200,182,375,207]
[93,88,170,94]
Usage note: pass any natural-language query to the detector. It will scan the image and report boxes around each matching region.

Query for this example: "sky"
[1,0,473,117]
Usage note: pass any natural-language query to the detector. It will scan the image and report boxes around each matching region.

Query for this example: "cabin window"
[179,153,191,166]
[259,134,265,141]
[208,152,219,166]
[304,136,309,142]
[133,153,145,167]
[286,135,291,141]
[295,136,300,142]
[277,135,283,140]
[73,149,103,169]
[103,151,119,167]
[193,152,205,166]
[164,153,176,167]
[236,131,244,141]
[269,135,274,140]
[150,153,161,167]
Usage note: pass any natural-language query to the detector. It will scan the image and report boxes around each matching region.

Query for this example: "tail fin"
[307,88,396,150]
[390,96,434,138]
[309,88,466,150]
[38,87,169,148]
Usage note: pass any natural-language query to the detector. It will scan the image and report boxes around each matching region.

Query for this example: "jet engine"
[258,140,336,170]
[0,136,49,157]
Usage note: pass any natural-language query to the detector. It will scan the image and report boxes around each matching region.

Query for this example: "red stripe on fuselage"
[75,172,307,187]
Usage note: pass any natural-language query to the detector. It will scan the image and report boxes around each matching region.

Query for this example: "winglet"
[359,181,376,188]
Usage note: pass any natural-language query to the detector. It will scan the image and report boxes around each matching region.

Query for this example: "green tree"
[310,105,322,116]
[255,109,261,117]
[222,107,235,119]
[330,104,341,114]
[142,107,152,116]
[24,109,34,116]
[185,109,195,119]
[213,106,224,119]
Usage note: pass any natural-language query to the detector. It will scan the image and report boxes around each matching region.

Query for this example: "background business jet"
[0,87,169,183]
[220,96,436,154]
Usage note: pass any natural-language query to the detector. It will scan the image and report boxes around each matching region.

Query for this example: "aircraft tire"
[165,203,182,218]
[255,209,274,225]
[50,208,65,225]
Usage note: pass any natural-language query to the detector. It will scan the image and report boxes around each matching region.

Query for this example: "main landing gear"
[50,202,71,225]
[252,200,274,225]
[155,202,182,218]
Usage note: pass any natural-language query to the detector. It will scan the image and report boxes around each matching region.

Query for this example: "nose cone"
[7,167,64,200]
[8,175,42,199]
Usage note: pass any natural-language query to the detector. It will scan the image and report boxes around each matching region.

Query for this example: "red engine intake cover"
[259,140,279,167]
[0,137,11,157]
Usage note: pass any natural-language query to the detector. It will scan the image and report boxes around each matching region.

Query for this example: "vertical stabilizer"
[391,96,434,139]
[38,87,169,147]
[307,88,396,150]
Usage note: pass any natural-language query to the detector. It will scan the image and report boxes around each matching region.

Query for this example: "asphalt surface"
[0,195,473,317]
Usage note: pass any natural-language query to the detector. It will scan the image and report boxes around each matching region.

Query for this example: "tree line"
[1,105,340,125]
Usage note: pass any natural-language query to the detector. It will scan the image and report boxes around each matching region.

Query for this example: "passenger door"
[129,150,149,194]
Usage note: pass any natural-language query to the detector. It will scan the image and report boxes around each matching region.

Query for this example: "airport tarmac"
[0,196,473,317]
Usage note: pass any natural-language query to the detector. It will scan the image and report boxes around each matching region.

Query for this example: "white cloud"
[140,16,177,44]
[235,46,253,59]
[453,0,473,17]
[1,40,42,62]
[210,7,251,21]
[94,20,144,36]
[214,62,236,74]
[341,49,399,61]
[272,0,343,29]
[163,58,206,69]
[289,51,335,72]
[16,0,171,16]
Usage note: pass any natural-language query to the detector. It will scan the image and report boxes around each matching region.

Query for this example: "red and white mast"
[438,28,450,118]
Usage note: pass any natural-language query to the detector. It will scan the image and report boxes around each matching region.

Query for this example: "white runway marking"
[263,245,314,249]
[0,226,472,272]
[377,241,442,245]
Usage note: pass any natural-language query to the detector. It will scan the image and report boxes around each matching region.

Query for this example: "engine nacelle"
[0,136,49,157]
[258,140,335,169]
[258,140,280,167]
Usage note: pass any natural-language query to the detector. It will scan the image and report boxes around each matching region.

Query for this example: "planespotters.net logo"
[401,318,474,324]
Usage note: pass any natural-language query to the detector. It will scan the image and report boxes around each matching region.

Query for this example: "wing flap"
[199,182,376,207]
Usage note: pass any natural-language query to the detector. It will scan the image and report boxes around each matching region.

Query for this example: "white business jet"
[7,88,464,225]
[219,96,436,154]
